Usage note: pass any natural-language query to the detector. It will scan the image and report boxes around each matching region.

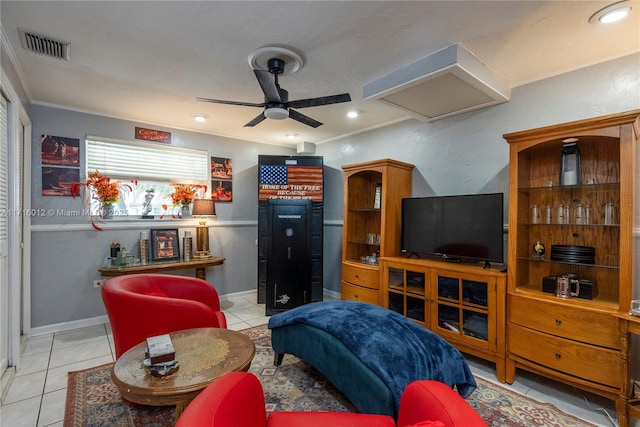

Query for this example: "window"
[86,136,209,217]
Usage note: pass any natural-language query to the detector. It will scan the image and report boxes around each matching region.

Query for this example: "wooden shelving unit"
[341,159,413,305]
[503,110,639,427]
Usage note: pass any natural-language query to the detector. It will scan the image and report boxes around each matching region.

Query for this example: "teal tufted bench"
[268,300,476,418]
[271,322,396,416]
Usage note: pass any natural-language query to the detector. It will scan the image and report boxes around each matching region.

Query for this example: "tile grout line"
[35,332,56,427]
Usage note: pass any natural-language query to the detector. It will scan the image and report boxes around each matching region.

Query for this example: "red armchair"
[101,273,227,358]
[176,371,487,427]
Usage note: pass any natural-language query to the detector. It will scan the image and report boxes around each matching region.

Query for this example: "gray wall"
[29,52,640,329]
[316,53,640,300]
[29,105,294,328]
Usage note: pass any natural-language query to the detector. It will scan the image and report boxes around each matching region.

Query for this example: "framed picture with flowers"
[150,228,180,262]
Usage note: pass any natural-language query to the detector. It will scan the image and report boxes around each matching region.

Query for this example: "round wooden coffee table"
[111,327,256,416]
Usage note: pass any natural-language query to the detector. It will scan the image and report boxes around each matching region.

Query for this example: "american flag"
[259,165,288,185]
[259,165,323,201]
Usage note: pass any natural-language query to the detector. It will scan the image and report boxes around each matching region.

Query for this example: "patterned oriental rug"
[64,324,596,427]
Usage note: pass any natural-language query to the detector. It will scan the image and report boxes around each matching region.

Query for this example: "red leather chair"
[176,371,487,427]
[101,273,227,358]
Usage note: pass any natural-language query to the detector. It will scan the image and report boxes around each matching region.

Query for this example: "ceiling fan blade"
[287,93,351,109]
[254,70,282,103]
[288,109,323,128]
[196,97,264,108]
[244,112,267,127]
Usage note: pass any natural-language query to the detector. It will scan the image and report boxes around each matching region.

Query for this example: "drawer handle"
[555,319,562,326]
[355,275,360,279]
[555,353,561,359]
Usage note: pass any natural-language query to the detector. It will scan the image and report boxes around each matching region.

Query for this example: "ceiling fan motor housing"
[268,57,286,75]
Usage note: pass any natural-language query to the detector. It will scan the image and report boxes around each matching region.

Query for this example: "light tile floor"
[0,292,621,427]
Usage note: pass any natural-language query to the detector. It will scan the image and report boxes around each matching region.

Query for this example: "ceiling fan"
[196,57,351,128]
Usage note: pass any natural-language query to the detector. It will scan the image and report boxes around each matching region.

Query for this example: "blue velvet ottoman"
[267,300,476,417]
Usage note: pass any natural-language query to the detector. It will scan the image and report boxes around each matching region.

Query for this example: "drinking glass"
[530,205,540,224]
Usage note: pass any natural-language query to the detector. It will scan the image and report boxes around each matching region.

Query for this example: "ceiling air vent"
[363,43,510,122]
[19,28,70,61]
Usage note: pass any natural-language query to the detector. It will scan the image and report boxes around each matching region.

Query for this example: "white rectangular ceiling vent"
[19,28,70,61]
[363,43,510,122]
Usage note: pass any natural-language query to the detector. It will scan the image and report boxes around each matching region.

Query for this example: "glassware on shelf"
[367,233,381,245]
[555,203,567,224]
[573,204,585,224]
[603,202,617,225]
[584,204,591,224]
[530,205,540,224]
[544,205,553,224]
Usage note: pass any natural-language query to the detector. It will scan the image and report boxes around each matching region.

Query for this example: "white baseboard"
[30,287,341,336]
[31,315,110,337]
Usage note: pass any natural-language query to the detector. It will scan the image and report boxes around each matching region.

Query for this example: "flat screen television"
[401,193,504,264]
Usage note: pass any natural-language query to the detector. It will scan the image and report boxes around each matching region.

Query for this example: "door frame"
[1,67,32,370]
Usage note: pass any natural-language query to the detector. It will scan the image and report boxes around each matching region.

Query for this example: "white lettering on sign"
[278,215,302,219]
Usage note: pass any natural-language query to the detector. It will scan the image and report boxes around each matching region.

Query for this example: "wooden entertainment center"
[380,256,507,382]
[342,110,639,425]
[340,158,507,380]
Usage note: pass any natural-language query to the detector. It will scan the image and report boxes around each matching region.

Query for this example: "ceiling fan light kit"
[264,107,289,120]
[197,46,351,128]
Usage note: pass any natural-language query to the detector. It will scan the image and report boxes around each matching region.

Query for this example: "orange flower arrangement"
[71,170,133,230]
[170,184,197,207]
[86,170,120,205]
[161,183,207,219]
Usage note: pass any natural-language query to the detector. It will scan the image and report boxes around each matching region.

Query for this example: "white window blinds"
[86,136,209,182]
[0,94,8,250]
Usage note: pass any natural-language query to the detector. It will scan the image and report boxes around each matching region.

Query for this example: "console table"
[99,257,225,281]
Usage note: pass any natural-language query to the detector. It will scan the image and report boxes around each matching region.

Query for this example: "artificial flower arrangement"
[71,170,134,230]
[161,183,207,218]
[171,184,197,206]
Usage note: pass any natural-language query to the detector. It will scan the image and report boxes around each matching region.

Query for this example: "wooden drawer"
[508,295,620,349]
[508,323,622,388]
[341,263,379,290]
[341,281,380,305]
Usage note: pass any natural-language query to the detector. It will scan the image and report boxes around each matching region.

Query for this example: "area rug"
[64,324,597,427]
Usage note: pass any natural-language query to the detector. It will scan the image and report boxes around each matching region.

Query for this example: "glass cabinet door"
[435,275,490,343]
[386,265,427,324]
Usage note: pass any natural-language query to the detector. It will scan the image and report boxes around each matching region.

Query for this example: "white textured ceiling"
[2,1,639,147]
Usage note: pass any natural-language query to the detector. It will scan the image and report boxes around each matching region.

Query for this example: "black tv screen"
[401,193,504,263]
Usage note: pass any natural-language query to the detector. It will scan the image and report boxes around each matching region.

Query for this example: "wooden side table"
[99,256,225,281]
[111,327,255,416]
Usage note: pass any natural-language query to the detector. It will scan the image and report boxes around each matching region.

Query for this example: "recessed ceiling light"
[589,1,632,24]
[286,133,299,139]
[193,114,208,122]
[347,110,359,119]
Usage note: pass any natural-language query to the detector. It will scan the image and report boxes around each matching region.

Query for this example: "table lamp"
[192,199,216,259]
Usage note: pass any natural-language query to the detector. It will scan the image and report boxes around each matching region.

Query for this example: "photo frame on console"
[150,228,180,262]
